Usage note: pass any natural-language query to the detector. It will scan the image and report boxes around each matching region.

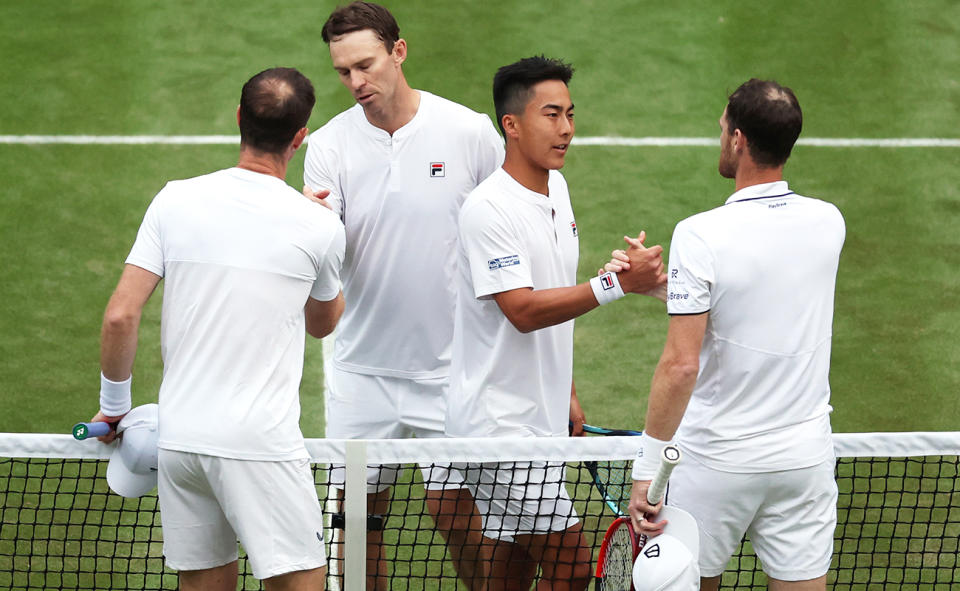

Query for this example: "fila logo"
[430,162,445,177]
[600,273,615,290]
[643,543,661,558]
[570,221,578,237]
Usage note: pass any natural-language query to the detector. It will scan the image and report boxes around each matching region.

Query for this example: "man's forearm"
[643,355,698,441]
[100,304,141,381]
[494,283,599,333]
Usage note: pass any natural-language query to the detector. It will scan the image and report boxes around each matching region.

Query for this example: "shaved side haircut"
[493,56,574,135]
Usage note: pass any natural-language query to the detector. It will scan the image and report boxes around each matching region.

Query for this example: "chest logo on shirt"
[570,221,578,237]
[430,162,445,178]
[488,255,520,270]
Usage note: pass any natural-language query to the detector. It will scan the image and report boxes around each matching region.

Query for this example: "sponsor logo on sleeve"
[430,162,445,177]
[570,221,578,237]
[488,255,520,270]
[669,268,686,286]
[667,291,690,301]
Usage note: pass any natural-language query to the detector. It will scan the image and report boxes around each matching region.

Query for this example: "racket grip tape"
[646,444,681,505]
[72,421,113,440]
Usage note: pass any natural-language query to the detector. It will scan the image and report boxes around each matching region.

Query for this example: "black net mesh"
[2,447,959,589]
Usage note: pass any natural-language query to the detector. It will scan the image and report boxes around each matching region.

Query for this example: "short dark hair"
[238,67,315,155]
[725,78,802,167]
[322,1,400,53]
[493,56,574,135]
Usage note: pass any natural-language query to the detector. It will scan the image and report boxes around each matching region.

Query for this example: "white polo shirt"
[446,168,580,438]
[126,167,345,461]
[666,181,845,472]
[304,91,504,380]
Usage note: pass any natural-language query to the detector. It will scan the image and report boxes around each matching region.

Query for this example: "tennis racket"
[72,421,113,440]
[594,517,639,591]
[593,444,681,591]
[578,423,642,516]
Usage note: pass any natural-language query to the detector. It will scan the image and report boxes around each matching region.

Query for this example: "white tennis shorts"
[158,450,326,580]
[459,461,579,542]
[326,367,464,492]
[668,455,837,581]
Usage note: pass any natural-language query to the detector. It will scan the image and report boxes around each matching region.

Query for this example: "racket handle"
[72,421,112,440]
[646,444,681,505]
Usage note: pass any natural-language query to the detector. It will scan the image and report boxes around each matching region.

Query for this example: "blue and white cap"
[106,403,159,498]
[633,506,701,591]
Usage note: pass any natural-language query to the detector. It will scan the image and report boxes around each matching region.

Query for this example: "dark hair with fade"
[321,1,400,53]
[238,67,315,155]
[725,78,802,167]
[493,56,574,135]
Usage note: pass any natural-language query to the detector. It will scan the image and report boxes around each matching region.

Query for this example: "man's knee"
[263,565,327,591]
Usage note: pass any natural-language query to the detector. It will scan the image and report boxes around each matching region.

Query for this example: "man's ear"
[393,38,407,66]
[731,128,745,154]
[501,113,520,141]
[291,127,309,151]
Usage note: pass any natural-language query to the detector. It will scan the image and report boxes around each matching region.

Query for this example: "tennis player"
[91,67,344,591]
[301,3,504,589]
[628,79,845,591]
[447,56,667,591]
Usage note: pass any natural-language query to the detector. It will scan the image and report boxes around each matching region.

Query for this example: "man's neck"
[236,148,288,180]
[366,85,420,136]
[734,163,784,192]
[502,152,550,196]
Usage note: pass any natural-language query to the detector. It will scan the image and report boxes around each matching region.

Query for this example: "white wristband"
[631,431,673,480]
[100,372,132,417]
[590,272,625,306]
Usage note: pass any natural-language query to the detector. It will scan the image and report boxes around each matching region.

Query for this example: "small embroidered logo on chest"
[430,162,445,177]
[570,221,578,237]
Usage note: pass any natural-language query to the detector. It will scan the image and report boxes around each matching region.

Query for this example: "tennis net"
[1,432,958,590]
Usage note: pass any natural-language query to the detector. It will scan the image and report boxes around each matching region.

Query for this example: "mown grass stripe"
[1,135,958,147]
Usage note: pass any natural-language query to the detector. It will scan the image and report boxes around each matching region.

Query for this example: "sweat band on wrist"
[631,431,673,480]
[100,372,132,417]
[590,272,625,306]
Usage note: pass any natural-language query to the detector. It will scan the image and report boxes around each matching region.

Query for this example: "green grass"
[0,0,959,589]
[1,1,958,434]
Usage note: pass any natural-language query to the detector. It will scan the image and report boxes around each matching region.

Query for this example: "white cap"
[106,403,159,498]
[633,506,701,591]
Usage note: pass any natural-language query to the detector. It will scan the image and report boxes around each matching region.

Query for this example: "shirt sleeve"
[310,217,346,302]
[303,134,345,218]
[460,199,533,299]
[666,220,713,315]
[474,115,505,184]
[124,189,166,277]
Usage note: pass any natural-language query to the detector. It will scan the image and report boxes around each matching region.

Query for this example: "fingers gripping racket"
[594,443,681,591]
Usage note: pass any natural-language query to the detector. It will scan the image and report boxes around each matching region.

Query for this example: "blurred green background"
[0,0,958,436]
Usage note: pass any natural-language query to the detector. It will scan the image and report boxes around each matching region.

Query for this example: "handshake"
[597,231,668,302]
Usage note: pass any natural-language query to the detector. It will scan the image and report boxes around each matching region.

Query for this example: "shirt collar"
[724,181,793,205]
[497,168,555,210]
